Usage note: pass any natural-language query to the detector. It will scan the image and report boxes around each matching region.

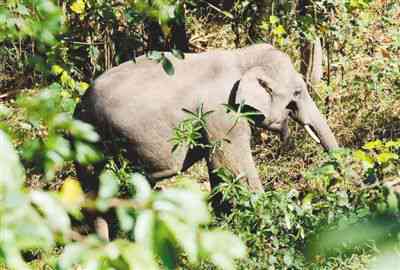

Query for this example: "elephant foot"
[248,177,264,192]
[210,190,233,217]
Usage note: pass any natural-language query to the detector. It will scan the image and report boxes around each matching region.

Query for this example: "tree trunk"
[170,20,189,52]
[297,0,323,85]
[300,38,323,84]
[144,19,166,51]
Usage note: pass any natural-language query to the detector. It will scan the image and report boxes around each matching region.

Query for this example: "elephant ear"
[231,66,274,117]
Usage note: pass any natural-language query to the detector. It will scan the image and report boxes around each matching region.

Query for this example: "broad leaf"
[0,130,25,190]
[99,170,119,199]
[31,190,71,234]
[161,57,175,76]
[200,230,246,270]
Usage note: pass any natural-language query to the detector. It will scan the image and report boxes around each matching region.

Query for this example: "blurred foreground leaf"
[306,214,400,260]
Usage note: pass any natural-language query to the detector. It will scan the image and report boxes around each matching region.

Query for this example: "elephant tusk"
[305,125,321,144]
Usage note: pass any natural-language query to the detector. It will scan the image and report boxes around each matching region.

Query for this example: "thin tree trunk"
[297,0,323,85]
[301,38,323,84]
[144,19,166,51]
[170,19,189,52]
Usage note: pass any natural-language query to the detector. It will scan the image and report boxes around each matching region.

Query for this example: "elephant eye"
[294,90,301,97]
[257,79,273,95]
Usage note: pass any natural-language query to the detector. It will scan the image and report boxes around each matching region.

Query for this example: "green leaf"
[200,230,246,270]
[116,207,135,232]
[128,173,152,203]
[16,4,29,15]
[59,243,86,269]
[337,191,349,207]
[37,0,59,14]
[171,49,184,59]
[68,119,100,143]
[99,170,119,199]
[44,150,64,180]
[317,164,336,176]
[385,140,400,148]
[354,150,374,168]
[386,189,398,213]
[376,152,398,164]
[114,240,158,270]
[161,214,199,262]
[269,15,279,24]
[302,193,314,210]
[0,130,25,190]
[30,191,71,234]
[0,104,11,118]
[154,221,178,270]
[370,252,400,270]
[0,241,30,270]
[75,141,102,165]
[11,207,55,249]
[77,81,90,95]
[273,24,286,35]
[159,4,177,22]
[51,64,64,75]
[306,215,400,258]
[161,57,175,75]
[363,140,383,150]
[134,210,179,269]
[46,135,72,159]
[134,210,155,249]
[70,0,85,14]
[156,189,210,225]
[283,253,293,266]
[147,51,163,61]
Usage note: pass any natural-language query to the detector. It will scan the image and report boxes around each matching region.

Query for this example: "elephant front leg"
[205,127,263,214]
[207,141,263,193]
[205,119,264,193]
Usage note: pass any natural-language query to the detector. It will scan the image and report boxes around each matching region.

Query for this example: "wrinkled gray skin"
[75,44,338,195]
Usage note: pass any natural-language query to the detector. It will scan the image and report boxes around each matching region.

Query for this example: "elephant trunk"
[298,95,339,150]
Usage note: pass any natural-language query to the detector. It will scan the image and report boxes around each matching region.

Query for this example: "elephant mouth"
[263,112,334,149]
[272,121,321,145]
[267,121,284,131]
[268,118,322,145]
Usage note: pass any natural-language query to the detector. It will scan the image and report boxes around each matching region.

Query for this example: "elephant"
[74,44,338,236]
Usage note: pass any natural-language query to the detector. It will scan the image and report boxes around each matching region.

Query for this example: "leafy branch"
[0,129,247,270]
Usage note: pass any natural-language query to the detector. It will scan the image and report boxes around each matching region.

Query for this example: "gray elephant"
[74,43,338,198]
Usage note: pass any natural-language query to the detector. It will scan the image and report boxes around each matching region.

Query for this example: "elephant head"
[234,48,338,150]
